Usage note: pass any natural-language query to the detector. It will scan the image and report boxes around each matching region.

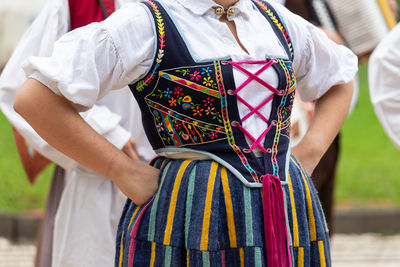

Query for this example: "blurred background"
[1,0,400,266]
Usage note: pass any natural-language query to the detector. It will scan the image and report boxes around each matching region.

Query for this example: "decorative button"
[215,7,224,16]
[227,8,235,17]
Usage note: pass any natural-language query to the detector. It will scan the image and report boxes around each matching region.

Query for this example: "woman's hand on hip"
[110,159,160,206]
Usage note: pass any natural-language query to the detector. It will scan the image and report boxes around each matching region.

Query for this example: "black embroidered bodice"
[129,0,297,187]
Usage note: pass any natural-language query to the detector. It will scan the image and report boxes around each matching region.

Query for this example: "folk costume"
[22,0,357,266]
[0,0,155,266]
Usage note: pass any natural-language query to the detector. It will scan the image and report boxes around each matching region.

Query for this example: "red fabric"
[103,0,116,18]
[12,128,51,184]
[68,0,115,30]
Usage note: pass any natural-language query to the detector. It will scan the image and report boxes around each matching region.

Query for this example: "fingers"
[122,137,140,161]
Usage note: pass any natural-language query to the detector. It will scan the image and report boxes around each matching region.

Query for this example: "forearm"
[292,81,354,173]
[14,79,121,177]
[81,104,131,149]
[13,78,161,206]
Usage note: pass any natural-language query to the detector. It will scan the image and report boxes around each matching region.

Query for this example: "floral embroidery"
[163,88,172,98]
[201,67,212,77]
[205,106,215,116]
[169,97,177,107]
[182,103,191,110]
[209,131,219,140]
[192,106,204,116]
[156,122,164,132]
[280,117,291,138]
[203,77,214,87]
[181,134,190,141]
[150,108,225,147]
[182,96,192,103]
[176,69,190,76]
[189,71,201,81]
[136,1,165,92]
[174,121,182,130]
[145,64,226,147]
[162,70,220,95]
[203,97,214,107]
[174,87,184,97]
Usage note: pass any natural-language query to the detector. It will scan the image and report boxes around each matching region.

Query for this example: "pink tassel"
[262,174,292,267]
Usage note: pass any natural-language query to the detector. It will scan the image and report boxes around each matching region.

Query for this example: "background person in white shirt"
[369,23,400,149]
[0,0,155,266]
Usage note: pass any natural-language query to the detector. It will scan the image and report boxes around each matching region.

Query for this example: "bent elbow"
[13,78,44,121]
[13,89,29,117]
[13,87,33,120]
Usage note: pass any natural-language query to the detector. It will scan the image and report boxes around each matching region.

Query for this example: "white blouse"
[271,0,286,4]
[24,0,357,149]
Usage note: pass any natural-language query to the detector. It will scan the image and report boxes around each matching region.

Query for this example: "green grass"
[336,64,400,207]
[0,65,400,213]
[0,112,53,213]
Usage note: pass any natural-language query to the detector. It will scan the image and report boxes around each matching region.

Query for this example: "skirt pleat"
[115,156,330,267]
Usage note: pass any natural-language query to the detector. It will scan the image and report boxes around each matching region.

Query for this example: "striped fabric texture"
[115,156,330,266]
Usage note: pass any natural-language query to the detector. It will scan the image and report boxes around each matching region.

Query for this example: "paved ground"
[0,234,399,266]
[331,234,400,267]
[0,238,35,267]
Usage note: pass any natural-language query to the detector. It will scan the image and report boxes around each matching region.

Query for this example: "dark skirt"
[115,156,330,266]
[35,165,65,267]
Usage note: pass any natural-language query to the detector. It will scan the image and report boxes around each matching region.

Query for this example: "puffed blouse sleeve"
[274,4,358,102]
[23,3,156,112]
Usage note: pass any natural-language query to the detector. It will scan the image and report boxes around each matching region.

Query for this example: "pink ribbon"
[128,197,155,266]
[262,174,292,266]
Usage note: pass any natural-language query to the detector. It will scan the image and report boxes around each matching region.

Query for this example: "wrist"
[292,134,326,174]
[299,132,326,159]
[106,150,134,182]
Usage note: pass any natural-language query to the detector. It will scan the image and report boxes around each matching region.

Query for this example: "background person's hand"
[122,137,140,161]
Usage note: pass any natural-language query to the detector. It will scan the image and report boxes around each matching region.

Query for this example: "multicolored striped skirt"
[115,156,330,266]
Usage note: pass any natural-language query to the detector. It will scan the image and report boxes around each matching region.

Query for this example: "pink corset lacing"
[224,59,292,267]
